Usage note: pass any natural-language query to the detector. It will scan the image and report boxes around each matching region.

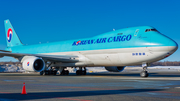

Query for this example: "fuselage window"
[145,29,158,32]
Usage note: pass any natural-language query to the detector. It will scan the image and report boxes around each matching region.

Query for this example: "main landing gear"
[60,69,69,75]
[40,69,57,75]
[40,62,58,75]
[40,67,69,75]
[140,63,149,77]
[58,67,69,75]
[40,66,87,76]
[76,67,86,75]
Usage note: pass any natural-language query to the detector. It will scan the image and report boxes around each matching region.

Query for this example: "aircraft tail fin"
[4,19,23,47]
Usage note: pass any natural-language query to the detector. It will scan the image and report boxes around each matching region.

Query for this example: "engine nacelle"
[22,56,45,72]
[105,66,125,72]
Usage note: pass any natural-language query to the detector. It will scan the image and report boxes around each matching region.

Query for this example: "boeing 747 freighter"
[0,19,178,77]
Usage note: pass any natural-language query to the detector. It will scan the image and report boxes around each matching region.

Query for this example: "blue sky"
[0,0,180,62]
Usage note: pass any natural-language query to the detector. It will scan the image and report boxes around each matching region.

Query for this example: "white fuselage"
[43,46,177,67]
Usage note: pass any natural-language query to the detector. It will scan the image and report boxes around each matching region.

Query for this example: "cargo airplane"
[0,19,178,77]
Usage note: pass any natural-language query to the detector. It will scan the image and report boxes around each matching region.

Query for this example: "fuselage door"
[134,29,139,36]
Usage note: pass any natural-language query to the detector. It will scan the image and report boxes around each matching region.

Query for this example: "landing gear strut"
[76,67,86,75]
[58,67,69,75]
[140,63,149,77]
[40,62,57,75]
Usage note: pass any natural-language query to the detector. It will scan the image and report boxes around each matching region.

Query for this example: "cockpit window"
[145,29,158,32]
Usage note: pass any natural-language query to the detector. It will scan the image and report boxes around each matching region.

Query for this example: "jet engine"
[105,66,125,72]
[22,56,45,72]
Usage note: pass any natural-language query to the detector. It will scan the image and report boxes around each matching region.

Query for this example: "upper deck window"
[145,29,158,32]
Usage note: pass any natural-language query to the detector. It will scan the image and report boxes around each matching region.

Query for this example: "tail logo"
[7,28,13,42]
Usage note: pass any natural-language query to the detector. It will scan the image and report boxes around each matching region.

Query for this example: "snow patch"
[0,64,25,72]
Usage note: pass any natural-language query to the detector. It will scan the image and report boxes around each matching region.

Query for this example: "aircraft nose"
[168,39,178,53]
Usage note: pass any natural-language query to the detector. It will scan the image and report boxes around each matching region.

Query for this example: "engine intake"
[105,66,125,72]
[22,56,45,72]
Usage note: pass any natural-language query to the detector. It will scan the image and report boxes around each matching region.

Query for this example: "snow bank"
[0,64,25,72]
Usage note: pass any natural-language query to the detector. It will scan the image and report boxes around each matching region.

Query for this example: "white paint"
[43,46,177,67]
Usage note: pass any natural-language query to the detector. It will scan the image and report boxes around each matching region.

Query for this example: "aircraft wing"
[0,51,79,63]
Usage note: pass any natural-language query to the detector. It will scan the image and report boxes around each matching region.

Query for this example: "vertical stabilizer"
[4,19,23,47]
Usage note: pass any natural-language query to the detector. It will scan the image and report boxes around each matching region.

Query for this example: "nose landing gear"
[140,63,149,77]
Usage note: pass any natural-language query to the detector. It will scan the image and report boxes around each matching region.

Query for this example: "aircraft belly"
[85,53,122,66]
[85,54,114,66]
[42,46,172,66]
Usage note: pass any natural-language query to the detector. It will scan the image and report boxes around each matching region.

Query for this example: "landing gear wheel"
[82,71,86,75]
[60,70,65,75]
[65,70,69,75]
[140,71,149,77]
[53,70,57,75]
[45,70,49,75]
[76,70,81,75]
[42,70,57,75]
[40,71,45,75]
[76,70,86,75]
[60,70,69,75]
